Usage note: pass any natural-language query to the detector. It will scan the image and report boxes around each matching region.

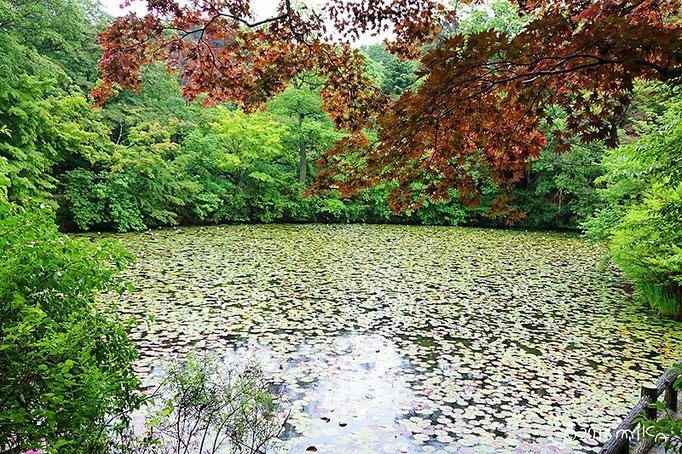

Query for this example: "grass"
[638,282,680,317]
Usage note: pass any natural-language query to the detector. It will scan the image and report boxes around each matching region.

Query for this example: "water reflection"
[271,334,417,453]
[98,224,682,453]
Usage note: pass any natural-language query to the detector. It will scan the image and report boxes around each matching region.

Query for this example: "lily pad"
[94,224,682,453]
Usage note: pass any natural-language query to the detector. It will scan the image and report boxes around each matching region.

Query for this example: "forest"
[1,0,682,452]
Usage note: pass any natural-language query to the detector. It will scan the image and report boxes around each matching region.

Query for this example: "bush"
[600,93,682,318]
[0,186,141,452]
[115,354,285,454]
[61,168,147,232]
[610,184,682,317]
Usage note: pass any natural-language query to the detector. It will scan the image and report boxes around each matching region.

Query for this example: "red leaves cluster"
[95,0,682,222]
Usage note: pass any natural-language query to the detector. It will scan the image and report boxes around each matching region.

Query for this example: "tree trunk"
[298,141,307,184]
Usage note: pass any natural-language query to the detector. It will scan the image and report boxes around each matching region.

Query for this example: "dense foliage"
[1,0,680,319]
[0,182,140,452]
[0,0,679,319]
[1,0,682,451]
[94,0,682,319]
[0,9,143,441]
[586,91,682,317]
[0,0,614,230]
[96,0,681,221]
[0,0,614,232]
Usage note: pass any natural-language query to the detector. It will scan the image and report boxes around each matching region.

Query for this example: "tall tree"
[0,0,107,91]
[267,79,342,185]
[0,0,113,203]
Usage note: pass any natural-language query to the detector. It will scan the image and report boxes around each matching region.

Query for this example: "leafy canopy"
[96,0,682,221]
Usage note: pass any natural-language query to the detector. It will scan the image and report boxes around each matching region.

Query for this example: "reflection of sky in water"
[100,224,682,454]
[273,334,418,453]
[145,333,576,454]
[144,334,421,452]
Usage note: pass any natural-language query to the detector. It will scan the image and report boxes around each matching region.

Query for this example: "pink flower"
[21,451,42,454]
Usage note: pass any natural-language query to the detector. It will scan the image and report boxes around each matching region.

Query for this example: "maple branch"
[432,55,626,122]
[501,75,551,157]
[634,59,682,82]
[480,58,625,88]
[621,0,649,16]
[211,12,289,29]
[202,0,292,29]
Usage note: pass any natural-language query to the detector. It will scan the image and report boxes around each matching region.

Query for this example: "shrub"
[115,354,286,454]
[0,185,141,452]
[610,184,682,317]
[603,95,682,318]
[61,169,147,232]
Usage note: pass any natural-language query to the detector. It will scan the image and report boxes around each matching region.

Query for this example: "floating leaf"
[96,224,682,453]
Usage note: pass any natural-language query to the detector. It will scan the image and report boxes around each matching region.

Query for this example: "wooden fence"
[600,358,682,454]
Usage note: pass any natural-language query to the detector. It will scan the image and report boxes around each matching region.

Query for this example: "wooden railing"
[600,358,682,454]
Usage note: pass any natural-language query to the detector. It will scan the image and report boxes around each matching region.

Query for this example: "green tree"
[0,76,112,203]
[62,119,198,231]
[0,0,106,92]
[590,93,682,317]
[360,44,419,97]
[210,108,297,222]
[99,63,199,147]
[267,81,343,185]
[455,0,530,36]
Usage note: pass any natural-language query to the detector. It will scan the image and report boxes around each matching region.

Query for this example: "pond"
[98,224,682,453]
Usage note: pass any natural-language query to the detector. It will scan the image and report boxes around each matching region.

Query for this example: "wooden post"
[641,384,658,420]
[665,382,678,412]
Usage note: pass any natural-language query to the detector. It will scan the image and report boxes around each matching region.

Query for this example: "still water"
[98,224,682,453]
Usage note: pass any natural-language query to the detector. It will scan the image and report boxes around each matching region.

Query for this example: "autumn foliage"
[96,0,682,221]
